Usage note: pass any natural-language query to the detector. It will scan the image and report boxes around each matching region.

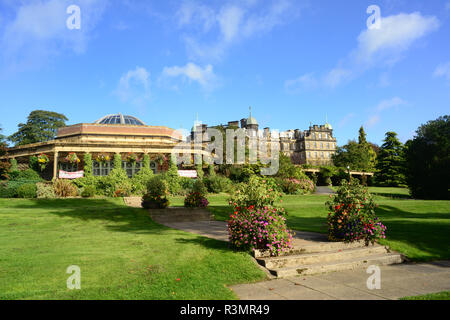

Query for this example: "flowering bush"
[37,153,49,171]
[228,206,293,256]
[227,175,293,256]
[114,189,129,197]
[65,152,80,164]
[142,176,170,209]
[184,192,209,208]
[279,178,315,195]
[326,179,387,245]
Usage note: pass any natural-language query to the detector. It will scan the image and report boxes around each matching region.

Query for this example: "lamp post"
[347,165,351,181]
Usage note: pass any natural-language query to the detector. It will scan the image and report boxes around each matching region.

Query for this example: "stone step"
[258,245,389,269]
[253,240,368,258]
[269,253,404,278]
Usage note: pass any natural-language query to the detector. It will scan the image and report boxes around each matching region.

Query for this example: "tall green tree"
[9,110,68,146]
[333,126,377,172]
[375,132,406,187]
[405,115,449,199]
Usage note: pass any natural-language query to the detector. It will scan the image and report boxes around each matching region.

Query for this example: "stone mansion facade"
[191,111,337,166]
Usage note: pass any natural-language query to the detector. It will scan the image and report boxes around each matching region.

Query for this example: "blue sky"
[0,0,449,146]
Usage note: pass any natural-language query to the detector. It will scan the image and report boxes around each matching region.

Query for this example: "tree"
[405,115,449,199]
[0,126,10,179]
[334,126,377,172]
[375,132,406,187]
[333,140,376,172]
[9,110,68,146]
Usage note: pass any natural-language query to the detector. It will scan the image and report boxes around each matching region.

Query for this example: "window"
[122,161,142,178]
[318,133,322,139]
[59,162,78,173]
[93,161,114,176]
[150,161,157,174]
[320,143,323,149]
[321,152,324,158]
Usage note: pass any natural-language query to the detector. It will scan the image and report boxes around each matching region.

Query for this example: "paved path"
[315,186,336,195]
[231,261,450,300]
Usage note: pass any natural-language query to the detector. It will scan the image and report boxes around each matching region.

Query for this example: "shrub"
[184,192,209,208]
[229,176,283,210]
[228,206,293,256]
[164,159,180,194]
[36,182,56,199]
[131,167,154,195]
[142,176,170,209]
[277,178,315,195]
[14,169,42,182]
[83,153,93,177]
[114,189,129,197]
[196,163,204,179]
[326,179,386,245]
[204,175,232,194]
[192,179,208,196]
[227,175,293,256]
[81,185,96,198]
[17,183,37,198]
[179,177,195,194]
[53,179,78,197]
[96,169,132,197]
[0,182,17,198]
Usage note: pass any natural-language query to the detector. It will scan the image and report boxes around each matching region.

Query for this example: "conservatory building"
[3,114,201,180]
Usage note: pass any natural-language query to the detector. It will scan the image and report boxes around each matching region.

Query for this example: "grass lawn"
[0,198,266,300]
[176,187,450,262]
[400,291,450,300]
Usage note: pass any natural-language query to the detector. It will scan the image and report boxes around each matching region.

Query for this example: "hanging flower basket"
[65,152,80,164]
[152,154,167,166]
[96,153,110,163]
[37,153,49,171]
[126,152,140,163]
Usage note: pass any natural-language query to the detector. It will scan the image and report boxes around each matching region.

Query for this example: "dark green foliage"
[179,177,195,193]
[81,186,96,198]
[193,179,208,196]
[405,115,450,199]
[17,183,37,198]
[164,158,180,194]
[196,163,204,179]
[204,175,232,193]
[9,110,68,146]
[12,169,42,182]
[10,159,18,171]
[208,164,216,176]
[142,175,170,209]
[333,140,376,172]
[130,167,154,195]
[375,132,406,187]
[83,153,93,177]
[113,153,122,170]
[29,156,39,172]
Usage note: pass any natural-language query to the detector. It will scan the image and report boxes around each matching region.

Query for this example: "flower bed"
[184,191,209,208]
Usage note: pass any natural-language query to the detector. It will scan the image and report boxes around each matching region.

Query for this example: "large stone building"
[191,111,337,166]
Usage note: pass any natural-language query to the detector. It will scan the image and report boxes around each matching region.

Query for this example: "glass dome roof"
[95,114,146,126]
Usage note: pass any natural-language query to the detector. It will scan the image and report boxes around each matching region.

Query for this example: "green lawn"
[0,198,266,300]
[400,291,450,300]
[181,187,450,262]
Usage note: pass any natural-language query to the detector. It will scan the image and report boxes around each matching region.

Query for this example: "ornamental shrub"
[228,206,293,256]
[142,176,170,209]
[17,183,37,198]
[81,185,96,198]
[277,178,315,195]
[164,158,180,194]
[204,175,232,194]
[184,192,209,208]
[227,175,293,256]
[83,153,93,177]
[14,169,42,182]
[36,182,56,199]
[0,182,17,198]
[326,179,387,245]
[53,179,78,197]
[229,175,283,211]
[131,167,154,195]
[179,177,195,194]
[97,168,132,197]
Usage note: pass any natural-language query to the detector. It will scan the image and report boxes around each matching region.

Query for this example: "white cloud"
[177,0,299,61]
[0,0,107,71]
[284,73,318,92]
[161,62,218,90]
[375,97,407,111]
[365,115,381,128]
[366,97,407,128]
[116,67,151,108]
[289,11,439,89]
[354,12,439,66]
[434,62,450,83]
